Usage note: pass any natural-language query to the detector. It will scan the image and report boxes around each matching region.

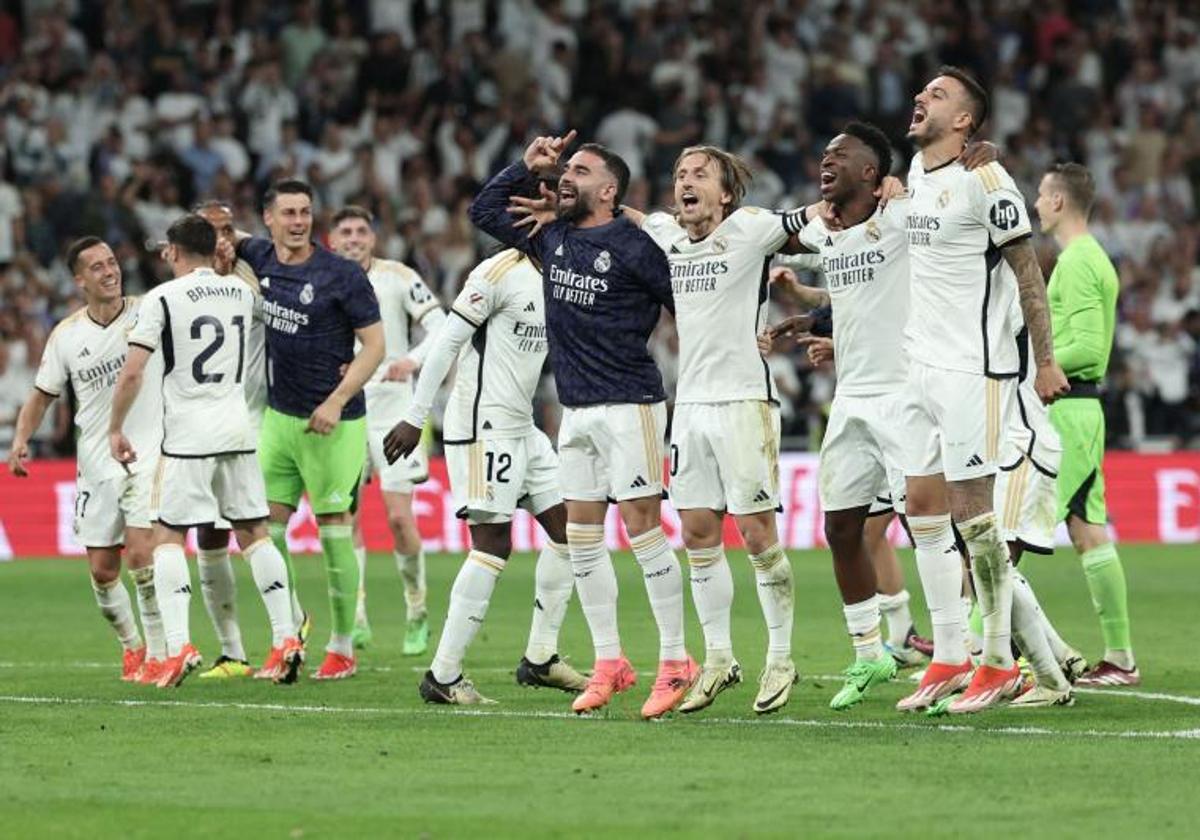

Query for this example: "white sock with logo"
[92,575,141,650]
[245,538,296,647]
[749,544,794,666]
[909,515,967,666]
[566,523,622,661]
[431,550,504,684]
[153,543,192,657]
[686,545,734,667]
[525,540,573,665]
[630,527,687,662]
[198,547,246,661]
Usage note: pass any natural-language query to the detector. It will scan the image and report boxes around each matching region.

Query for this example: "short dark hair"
[331,205,375,227]
[166,214,217,257]
[66,236,106,273]
[937,65,989,135]
[191,199,232,215]
[1046,162,1096,215]
[841,121,893,185]
[263,178,313,210]
[576,142,630,208]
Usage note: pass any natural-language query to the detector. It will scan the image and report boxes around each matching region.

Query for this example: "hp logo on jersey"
[299,282,315,305]
[593,250,611,273]
[990,199,1020,231]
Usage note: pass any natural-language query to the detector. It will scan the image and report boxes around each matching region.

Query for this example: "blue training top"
[469,161,674,408]
[237,237,381,420]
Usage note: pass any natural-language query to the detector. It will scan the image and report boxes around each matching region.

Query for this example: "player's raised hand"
[109,431,137,465]
[306,397,342,435]
[383,421,422,464]
[7,442,30,477]
[875,175,906,207]
[959,140,1000,170]
[508,183,558,238]
[383,358,419,382]
[796,335,835,366]
[769,314,816,343]
[523,129,577,174]
[1034,361,1070,404]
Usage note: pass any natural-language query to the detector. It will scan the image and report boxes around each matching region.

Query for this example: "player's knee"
[89,562,120,586]
[680,512,722,548]
[386,509,415,538]
[619,499,662,538]
[823,512,862,555]
[470,524,512,559]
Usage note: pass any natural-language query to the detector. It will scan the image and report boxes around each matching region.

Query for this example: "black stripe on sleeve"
[34,385,59,399]
[782,208,807,236]
[159,297,175,374]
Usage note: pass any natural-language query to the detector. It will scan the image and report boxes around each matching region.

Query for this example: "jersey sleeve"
[796,216,827,254]
[235,237,274,274]
[734,206,792,254]
[467,161,548,259]
[340,263,382,329]
[33,325,68,397]
[450,259,503,327]
[639,233,675,315]
[971,162,1032,247]
[641,212,678,252]
[402,269,441,321]
[127,289,165,352]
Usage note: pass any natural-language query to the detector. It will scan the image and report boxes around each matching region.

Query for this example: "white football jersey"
[904,156,1028,377]
[642,206,801,404]
[35,298,163,481]
[128,267,256,457]
[799,200,910,396]
[230,258,267,425]
[364,258,440,395]
[444,249,547,441]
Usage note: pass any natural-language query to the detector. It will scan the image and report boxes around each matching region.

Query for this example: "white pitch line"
[0,693,1197,741]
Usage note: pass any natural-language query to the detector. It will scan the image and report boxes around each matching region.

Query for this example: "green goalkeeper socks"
[320,524,360,642]
[1080,542,1133,657]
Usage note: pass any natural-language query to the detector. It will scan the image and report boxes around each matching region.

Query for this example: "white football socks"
[686,545,734,666]
[245,537,296,647]
[396,549,427,620]
[566,523,622,661]
[129,565,165,659]
[1011,569,1070,690]
[909,514,966,665]
[843,595,884,661]
[91,575,141,651]
[960,512,1014,669]
[877,589,913,649]
[749,543,794,666]
[525,540,573,665]
[197,547,246,661]
[430,550,504,684]
[153,543,192,657]
[630,527,687,662]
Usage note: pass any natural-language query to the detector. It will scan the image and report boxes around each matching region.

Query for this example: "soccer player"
[108,215,301,688]
[188,200,285,680]
[7,237,165,682]
[1033,162,1138,686]
[327,205,446,655]
[384,247,587,703]
[233,179,385,680]
[898,67,1068,714]
[469,131,696,718]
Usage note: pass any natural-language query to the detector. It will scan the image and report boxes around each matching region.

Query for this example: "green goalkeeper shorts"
[259,407,366,516]
[1049,397,1107,525]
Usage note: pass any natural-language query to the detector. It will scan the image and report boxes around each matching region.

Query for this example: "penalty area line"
[0,693,1198,741]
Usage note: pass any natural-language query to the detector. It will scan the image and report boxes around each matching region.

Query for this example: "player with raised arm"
[233,179,385,681]
[6,237,165,682]
[1034,162,1138,687]
[897,67,1068,714]
[328,206,446,655]
[469,131,697,719]
[384,247,587,704]
[108,215,301,688]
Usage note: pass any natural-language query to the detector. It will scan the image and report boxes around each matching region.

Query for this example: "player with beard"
[897,67,1068,714]
[469,131,696,718]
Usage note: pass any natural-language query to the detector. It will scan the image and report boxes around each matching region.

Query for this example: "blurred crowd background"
[2,0,1198,455]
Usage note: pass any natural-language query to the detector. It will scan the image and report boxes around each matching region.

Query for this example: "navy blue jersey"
[237,237,381,419]
[811,304,833,338]
[468,162,674,407]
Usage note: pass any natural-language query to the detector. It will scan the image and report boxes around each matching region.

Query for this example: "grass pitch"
[1,545,1198,838]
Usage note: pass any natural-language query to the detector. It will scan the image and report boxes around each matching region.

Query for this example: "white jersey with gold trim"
[904,156,1029,377]
[799,200,910,396]
[642,206,803,404]
[444,249,548,441]
[128,268,256,457]
[364,257,440,395]
[35,298,163,482]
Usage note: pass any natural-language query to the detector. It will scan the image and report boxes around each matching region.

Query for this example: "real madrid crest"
[712,235,728,253]
[300,282,315,305]
[865,221,881,243]
[937,189,951,209]
[593,250,611,273]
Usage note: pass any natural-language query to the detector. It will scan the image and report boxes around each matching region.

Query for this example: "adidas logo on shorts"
[630,475,648,489]
[965,454,985,468]
[753,489,771,503]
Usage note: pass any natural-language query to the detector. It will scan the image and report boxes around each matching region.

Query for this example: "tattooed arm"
[1001,237,1069,403]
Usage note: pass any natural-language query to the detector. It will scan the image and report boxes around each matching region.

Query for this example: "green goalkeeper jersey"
[1048,234,1119,381]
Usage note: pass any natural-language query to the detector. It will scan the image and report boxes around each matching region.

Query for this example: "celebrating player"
[1034,162,1138,686]
[328,205,446,655]
[898,67,1068,714]
[233,179,385,680]
[469,131,697,718]
[108,215,301,688]
[384,247,587,704]
[7,237,165,682]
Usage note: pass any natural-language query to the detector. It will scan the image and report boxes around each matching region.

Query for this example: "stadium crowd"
[1,0,1198,453]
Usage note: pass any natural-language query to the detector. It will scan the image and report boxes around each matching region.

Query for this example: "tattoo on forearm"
[1002,239,1054,365]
